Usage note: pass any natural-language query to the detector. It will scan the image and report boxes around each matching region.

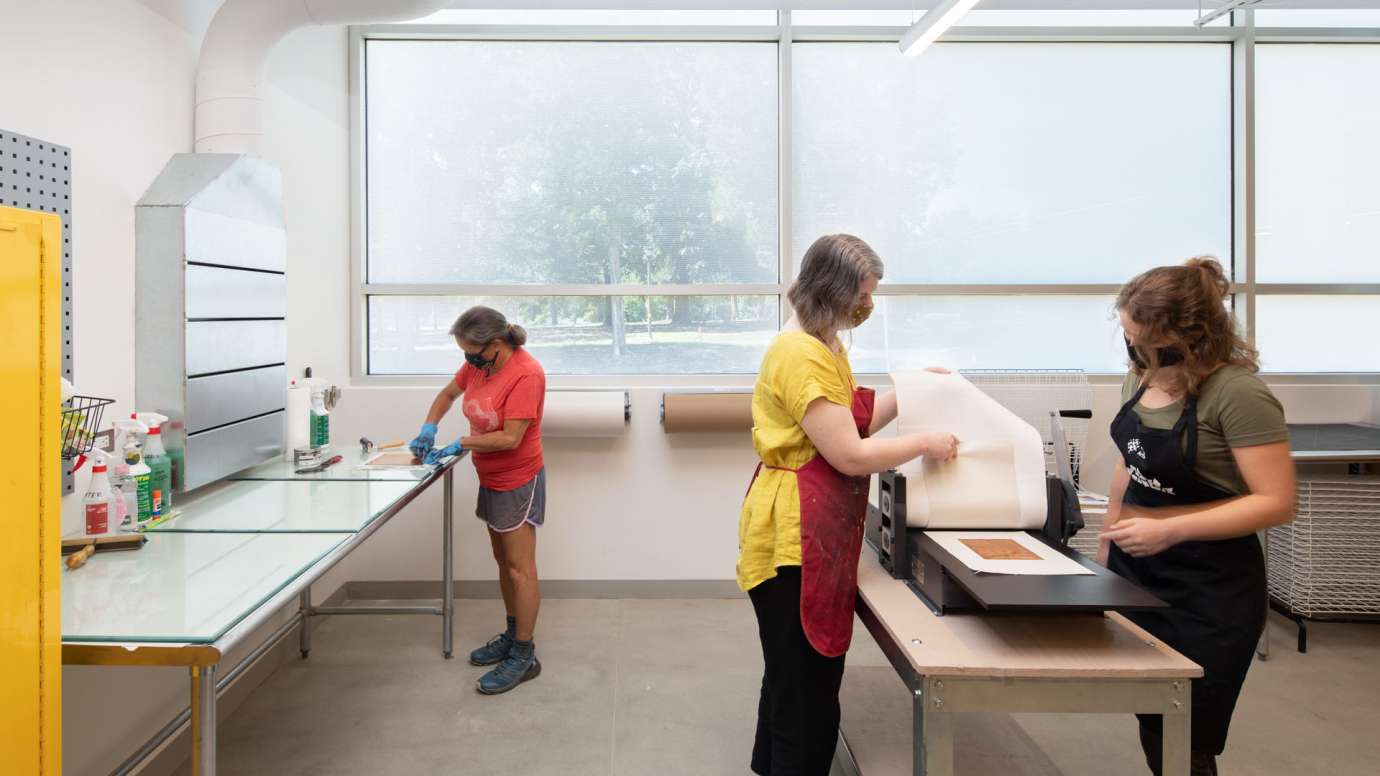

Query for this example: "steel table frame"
[62,456,462,776]
[844,587,1194,776]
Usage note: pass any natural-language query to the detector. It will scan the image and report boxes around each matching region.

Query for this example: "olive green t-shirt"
[1120,365,1289,496]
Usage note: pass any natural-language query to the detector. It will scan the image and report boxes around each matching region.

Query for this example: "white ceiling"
[136,0,222,38]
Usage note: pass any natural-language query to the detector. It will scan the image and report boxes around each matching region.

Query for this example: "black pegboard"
[1,129,74,493]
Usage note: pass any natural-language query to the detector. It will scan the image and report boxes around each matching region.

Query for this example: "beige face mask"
[849,303,874,328]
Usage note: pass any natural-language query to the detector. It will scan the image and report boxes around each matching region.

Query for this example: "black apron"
[1107,384,1266,757]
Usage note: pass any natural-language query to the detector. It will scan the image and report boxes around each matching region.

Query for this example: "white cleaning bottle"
[111,417,148,532]
[82,449,117,536]
[285,379,310,460]
[117,417,153,527]
[309,384,330,449]
[137,412,172,512]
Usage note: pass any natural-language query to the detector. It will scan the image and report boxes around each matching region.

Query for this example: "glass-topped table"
[149,479,419,533]
[230,446,437,482]
[63,532,349,643]
[62,451,465,776]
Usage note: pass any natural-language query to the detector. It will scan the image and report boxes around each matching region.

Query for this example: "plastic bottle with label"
[137,412,173,512]
[82,450,116,536]
[309,385,330,448]
[111,417,149,531]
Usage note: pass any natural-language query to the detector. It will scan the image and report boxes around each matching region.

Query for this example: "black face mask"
[1125,337,1185,369]
[464,346,497,371]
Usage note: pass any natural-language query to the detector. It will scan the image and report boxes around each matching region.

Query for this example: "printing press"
[865,410,1168,615]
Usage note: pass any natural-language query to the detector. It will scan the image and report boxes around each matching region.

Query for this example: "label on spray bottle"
[85,502,109,535]
[135,471,152,525]
[311,411,329,447]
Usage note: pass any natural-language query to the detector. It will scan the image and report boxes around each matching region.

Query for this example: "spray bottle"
[309,384,330,448]
[82,449,117,536]
[111,417,147,531]
[137,412,173,512]
[115,417,153,527]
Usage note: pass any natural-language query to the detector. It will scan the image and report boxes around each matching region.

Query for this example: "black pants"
[749,566,846,776]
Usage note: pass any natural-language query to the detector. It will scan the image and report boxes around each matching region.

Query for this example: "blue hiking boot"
[469,633,514,666]
[477,641,540,695]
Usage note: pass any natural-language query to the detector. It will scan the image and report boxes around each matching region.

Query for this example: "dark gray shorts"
[476,467,546,533]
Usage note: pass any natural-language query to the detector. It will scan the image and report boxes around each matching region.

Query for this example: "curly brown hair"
[1116,256,1259,397]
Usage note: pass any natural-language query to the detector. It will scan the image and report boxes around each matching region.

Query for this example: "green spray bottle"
[137,412,173,512]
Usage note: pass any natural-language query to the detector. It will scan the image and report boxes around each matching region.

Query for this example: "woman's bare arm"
[801,398,956,477]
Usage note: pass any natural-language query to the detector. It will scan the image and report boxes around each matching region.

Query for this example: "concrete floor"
[200,599,1379,775]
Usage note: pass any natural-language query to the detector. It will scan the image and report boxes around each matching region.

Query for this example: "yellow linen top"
[736,331,857,592]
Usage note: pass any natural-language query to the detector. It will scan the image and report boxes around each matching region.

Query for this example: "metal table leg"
[442,467,454,659]
[913,679,954,776]
[1162,694,1192,776]
[1256,529,1270,661]
[190,664,217,776]
[299,586,312,659]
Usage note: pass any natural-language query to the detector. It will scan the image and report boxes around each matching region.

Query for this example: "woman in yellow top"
[738,234,959,776]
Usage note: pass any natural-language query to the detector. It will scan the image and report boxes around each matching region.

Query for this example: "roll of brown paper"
[544,391,628,438]
[662,392,753,433]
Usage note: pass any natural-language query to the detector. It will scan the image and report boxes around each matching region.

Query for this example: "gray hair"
[787,234,885,340]
[449,305,528,348]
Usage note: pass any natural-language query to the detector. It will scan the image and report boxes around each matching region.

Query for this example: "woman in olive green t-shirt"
[1099,257,1296,776]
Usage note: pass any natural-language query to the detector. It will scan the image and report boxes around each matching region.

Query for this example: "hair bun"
[1185,255,1229,299]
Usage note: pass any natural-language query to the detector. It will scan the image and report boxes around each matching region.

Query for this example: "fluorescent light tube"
[899,0,982,57]
[1195,1,1269,28]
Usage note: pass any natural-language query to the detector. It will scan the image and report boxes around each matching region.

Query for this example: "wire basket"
[59,395,115,459]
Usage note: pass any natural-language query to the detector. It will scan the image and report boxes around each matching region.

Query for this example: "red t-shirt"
[455,347,545,491]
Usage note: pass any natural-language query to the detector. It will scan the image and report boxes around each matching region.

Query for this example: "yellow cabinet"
[0,206,62,775]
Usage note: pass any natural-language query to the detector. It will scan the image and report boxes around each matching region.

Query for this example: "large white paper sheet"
[892,371,1047,529]
[926,531,1095,576]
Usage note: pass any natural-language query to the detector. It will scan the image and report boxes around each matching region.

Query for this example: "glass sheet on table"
[63,532,348,643]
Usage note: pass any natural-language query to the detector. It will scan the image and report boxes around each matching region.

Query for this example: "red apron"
[749,386,876,658]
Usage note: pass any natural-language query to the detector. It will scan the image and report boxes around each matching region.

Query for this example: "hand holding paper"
[892,370,1048,529]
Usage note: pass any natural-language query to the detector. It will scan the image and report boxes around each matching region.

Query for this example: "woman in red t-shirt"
[410,305,547,695]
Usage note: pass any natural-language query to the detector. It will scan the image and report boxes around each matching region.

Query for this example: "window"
[358,13,1378,378]
[1254,43,1379,372]
[414,10,778,26]
[847,296,1126,374]
[1256,45,1380,283]
[1254,10,1380,28]
[793,43,1231,283]
[1256,297,1380,373]
[791,10,1223,27]
[365,40,778,374]
[369,295,778,375]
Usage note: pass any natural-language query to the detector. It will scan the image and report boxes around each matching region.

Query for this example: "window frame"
[350,11,1380,386]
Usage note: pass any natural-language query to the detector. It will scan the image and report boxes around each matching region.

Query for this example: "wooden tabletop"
[856,544,1201,680]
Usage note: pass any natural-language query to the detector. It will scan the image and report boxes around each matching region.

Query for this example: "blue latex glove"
[424,440,463,466]
[409,423,438,459]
